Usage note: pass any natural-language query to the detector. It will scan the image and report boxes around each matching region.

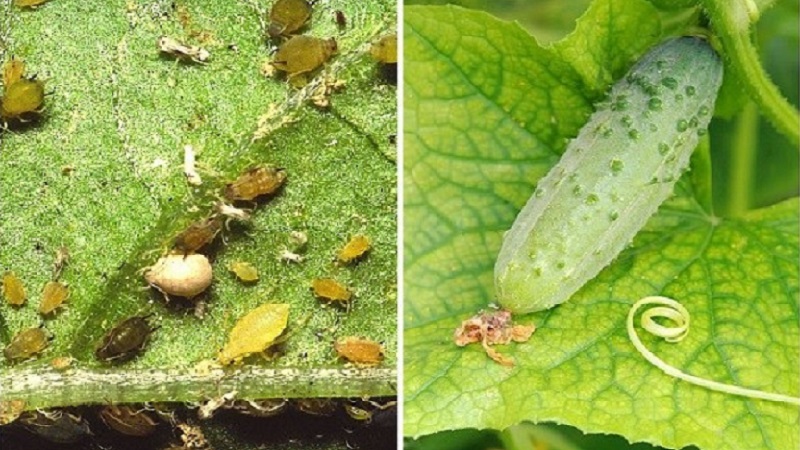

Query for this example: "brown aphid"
[333,10,346,29]
[272,36,337,85]
[370,33,397,64]
[2,271,26,306]
[95,315,157,362]
[1,78,45,122]
[2,57,25,86]
[337,235,371,264]
[268,0,311,38]
[174,217,222,253]
[99,405,158,437]
[13,0,49,8]
[39,280,69,315]
[229,261,259,282]
[4,326,49,361]
[224,166,287,201]
[334,336,383,366]
[311,278,351,303]
[157,36,210,64]
[19,410,91,444]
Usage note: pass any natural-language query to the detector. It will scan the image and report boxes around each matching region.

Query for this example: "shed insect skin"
[95,314,158,363]
[157,36,210,64]
[99,405,159,437]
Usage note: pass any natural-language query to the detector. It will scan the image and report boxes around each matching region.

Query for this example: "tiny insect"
[2,56,25,86]
[0,399,26,426]
[213,201,252,222]
[334,337,383,366]
[218,303,290,365]
[268,0,311,38]
[50,356,74,370]
[53,246,70,279]
[333,10,346,28]
[337,235,371,264]
[311,278,352,303]
[99,405,159,437]
[157,36,210,64]
[39,280,69,315]
[293,398,337,416]
[224,165,287,201]
[145,254,213,299]
[343,402,373,422]
[2,271,26,306]
[12,0,50,8]
[1,77,45,123]
[95,315,157,362]
[370,33,397,64]
[272,36,337,86]
[4,326,49,361]
[19,410,91,444]
[173,217,222,254]
[229,261,259,282]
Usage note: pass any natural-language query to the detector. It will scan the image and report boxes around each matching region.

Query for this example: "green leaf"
[553,0,662,97]
[404,4,800,450]
[0,0,396,416]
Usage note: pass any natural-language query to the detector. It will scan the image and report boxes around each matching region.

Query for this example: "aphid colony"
[1,57,45,127]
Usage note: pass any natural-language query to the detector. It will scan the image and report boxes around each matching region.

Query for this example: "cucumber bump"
[495,37,723,314]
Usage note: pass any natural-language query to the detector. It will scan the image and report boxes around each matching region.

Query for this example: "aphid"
[228,261,259,282]
[173,217,222,253]
[95,315,157,362]
[333,10,346,29]
[337,235,371,264]
[453,309,535,367]
[370,33,397,64]
[53,245,70,279]
[224,165,287,201]
[213,201,252,222]
[289,230,308,249]
[268,0,311,38]
[334,337,383,366]
[99,405,158,437]
[343,403,373,422]
[2,271,26,306]
[218,303,290,365]
[157,36,210,64]
[50,356,74,370]
[272,36,337,85]
[20,410,91,444]
[145,254,213,299]
[2,56,25,86]
[311,278,352,303]
[1,78,45,122]
[278,249,304,263]
[0,399,26,426]
[293,398,337,416]
[13,0,49,8]
[4,326,49,361]
[39,280,69,315]
[183,144,202,186]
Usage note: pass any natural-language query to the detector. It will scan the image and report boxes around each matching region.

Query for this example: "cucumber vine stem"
[702,0,800,147]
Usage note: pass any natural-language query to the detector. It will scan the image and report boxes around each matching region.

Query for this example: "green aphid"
[268,0,311,38]
[273,36,337,86]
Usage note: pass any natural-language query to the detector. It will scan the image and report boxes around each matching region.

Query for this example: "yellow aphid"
[2,271,26,306]
[334,337,383,366]
[13,0,49,8]
[229,261,259,282]
[268,0,311,38]
[4,327,49,361]
[1,78,45,121]
[218,303,290,365]
[337,235,370,264]
[311,278,351,303]
[370,34,397,64]
[2,57,25,86]
[50,356,74,371]
[0,399,26,426]
[39,281,69,315]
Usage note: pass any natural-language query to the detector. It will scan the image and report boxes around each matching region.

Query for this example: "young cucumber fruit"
[495,37,722,314]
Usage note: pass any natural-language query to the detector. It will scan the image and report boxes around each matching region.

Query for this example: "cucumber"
[495,37,722,314]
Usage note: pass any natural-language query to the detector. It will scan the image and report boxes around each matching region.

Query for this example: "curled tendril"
[627,296,800,406]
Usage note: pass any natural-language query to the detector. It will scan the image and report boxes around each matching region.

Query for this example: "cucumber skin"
[495,37,722,314]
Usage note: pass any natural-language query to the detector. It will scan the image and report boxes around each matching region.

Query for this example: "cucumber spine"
[495,37,723,314]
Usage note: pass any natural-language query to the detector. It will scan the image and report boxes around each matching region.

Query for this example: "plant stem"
[0,365,396,410]
[702,0,800,147]
[729,102,758,216]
